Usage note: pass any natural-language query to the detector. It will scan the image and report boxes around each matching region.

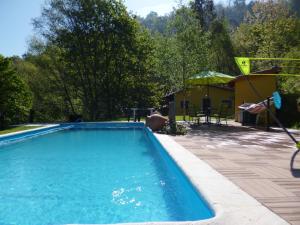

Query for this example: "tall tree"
[191,0,216,30]
[166,6,210,119]
[16,44,81,122]
[0,55,32,129]
[208,20,237,74]
[190,0,237,74]
[33,0,159,120]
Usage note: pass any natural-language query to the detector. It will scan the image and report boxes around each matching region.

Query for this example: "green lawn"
[0,126,42,135]
[116,115,187,122]
[115,116,179,122]
[176,115,187,121]
[95,117,145,122]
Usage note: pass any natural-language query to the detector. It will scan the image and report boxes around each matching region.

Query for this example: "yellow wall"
[234,76,276,123]
[175,86,234,115]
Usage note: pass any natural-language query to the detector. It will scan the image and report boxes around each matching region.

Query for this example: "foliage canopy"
[0,55,32,129]
[31,0,161,120]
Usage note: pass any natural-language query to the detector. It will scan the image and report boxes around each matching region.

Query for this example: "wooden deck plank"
[173,124,300,225]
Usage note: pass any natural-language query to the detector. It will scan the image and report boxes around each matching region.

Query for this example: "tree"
[233,0,300,62]
[225,0,247,28]
[33,0,160,120]
[0,55,32,129]
[138,12,169,34]
[278,47,300,94]
[165,6,210,119]
[15,45,81,122]
[190,0,237,74]
[289,0,300,17]
[152,34,182,94]
[191,0,216,30]
[208,20,237,74]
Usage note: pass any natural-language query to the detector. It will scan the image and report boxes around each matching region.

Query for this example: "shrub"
[159,122,187,135]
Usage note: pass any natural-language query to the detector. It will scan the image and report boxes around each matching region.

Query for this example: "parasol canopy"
[187,71,235,85]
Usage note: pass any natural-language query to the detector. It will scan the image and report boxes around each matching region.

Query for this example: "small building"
[167,85,234,116]
[229,68,279,124]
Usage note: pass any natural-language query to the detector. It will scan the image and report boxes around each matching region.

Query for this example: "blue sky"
[0,0,227,57]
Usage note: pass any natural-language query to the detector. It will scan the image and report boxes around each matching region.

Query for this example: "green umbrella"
[186,71,235,96]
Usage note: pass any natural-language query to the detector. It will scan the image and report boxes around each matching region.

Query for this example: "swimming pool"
[0,123,214,225]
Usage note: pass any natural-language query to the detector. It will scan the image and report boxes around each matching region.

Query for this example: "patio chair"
[126,108,141,122]
[211,101,231,125]
[197,97,212,124]
[188,105,199,123]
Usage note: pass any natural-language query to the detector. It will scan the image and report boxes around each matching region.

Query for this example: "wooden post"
[169,101,176,131]
[266,97,270,131]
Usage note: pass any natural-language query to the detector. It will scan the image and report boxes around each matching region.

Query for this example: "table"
[196,108,211,125]
[130,108,155,122]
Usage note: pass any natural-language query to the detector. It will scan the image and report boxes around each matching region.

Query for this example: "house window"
[222,99,232,108]
[180,100,189,109]
[202,97,211,111]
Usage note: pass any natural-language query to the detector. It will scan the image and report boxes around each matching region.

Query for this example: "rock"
[146,114,168,131]
[151,111,161,115]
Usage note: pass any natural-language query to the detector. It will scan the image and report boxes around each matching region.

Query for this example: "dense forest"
[0,0,299,128]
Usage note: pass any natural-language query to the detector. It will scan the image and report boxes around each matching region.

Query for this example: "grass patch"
[176,115,192,121]
[94,117,146,122]
[176,115,185,121]
[0,126,42,135]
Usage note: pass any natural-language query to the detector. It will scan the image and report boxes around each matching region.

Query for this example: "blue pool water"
[0,125,214,224]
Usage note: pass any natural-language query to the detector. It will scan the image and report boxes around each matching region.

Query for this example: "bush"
[159,122,187,135]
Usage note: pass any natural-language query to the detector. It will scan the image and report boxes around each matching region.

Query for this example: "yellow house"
[230,74,277,124]
[172,85,235,116]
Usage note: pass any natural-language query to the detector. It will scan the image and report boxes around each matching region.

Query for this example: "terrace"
[172,122,300,225]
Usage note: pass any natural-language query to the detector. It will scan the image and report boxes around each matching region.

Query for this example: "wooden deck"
[172,124,300,225]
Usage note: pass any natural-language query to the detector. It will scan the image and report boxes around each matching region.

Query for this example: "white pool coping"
[0,124,59,138]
